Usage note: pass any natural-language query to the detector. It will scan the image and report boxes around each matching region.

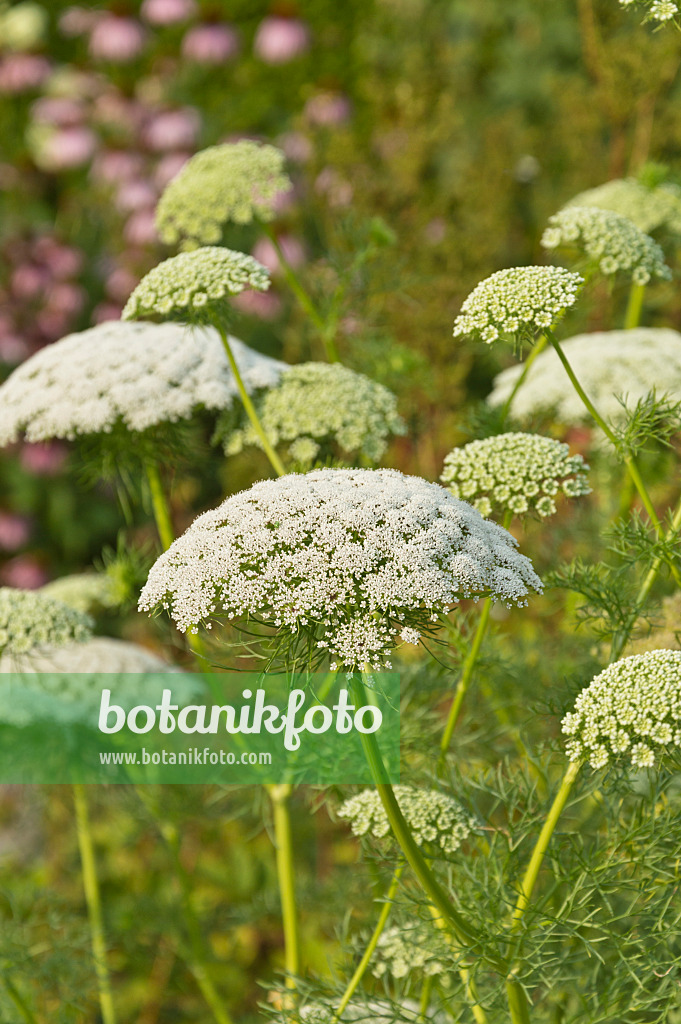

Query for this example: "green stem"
[440,598,493,756]
[73,783,117,1024]
[418,976,433,1022]
[136,791,234,1024]
[548,333,681,588]
[351,677,505,973]
[267,784,300,991]
[3,977,39,1024]
[499,335,548,422]
[624,281,645,330]
[425,903,488,1024]
[145,461,175,551]
[335,863,404,1017]
[217,326,286,476]
[263,226,340,363]
[610,491,681,662]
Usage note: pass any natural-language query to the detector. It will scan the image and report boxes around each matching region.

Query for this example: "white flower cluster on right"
[122,247,270,325]
[156,141,292,248]
[487,328,681,427]
[568,178,681,236]
[338,785,476,854]
[0,321,284,444]
[620,0,679,20]
[441,432,590,520]
[0,587,92,655]
[222,362,406,466]
[139,468,543,671]
[453,266,583,347]
[561,650,681,769]
[541,206,671,285]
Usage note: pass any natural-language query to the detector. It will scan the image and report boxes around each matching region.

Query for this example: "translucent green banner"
[0,671,400,784]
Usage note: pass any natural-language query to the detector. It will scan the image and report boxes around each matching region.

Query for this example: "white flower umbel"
[372,923,450,980]
[222,362,406,466]
[487,328,681,427]
[452,266,582,348]
[541,207,671,286]
[0,587,93,655]
[0,321,284,444]
[156,141,292,248]
[122,247,270,330]
[561,650,681,770]
[568,178,681,236]
[0,637,200,727]
[138,468,543,671]
[338,785,476,854]
[441,433,590,520]
[301,999,445,1024]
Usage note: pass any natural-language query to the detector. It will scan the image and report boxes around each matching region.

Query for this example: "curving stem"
[499,335,548,423]
[624,281,645,330]
[267,784,301,993]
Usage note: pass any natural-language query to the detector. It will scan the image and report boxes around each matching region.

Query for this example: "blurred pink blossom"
[38,126,97,171]
[1,557,48,590]
[0,334,30,365]
[141,0,197,25]
[11,265,49,300]
[89,17,146,62]
[252,235,305,276]
[278,131,313,163]
[314,167,353,208]
[253,17,309,64]
[106,267,139,303]
[0,54,50,93]
[115,179,157,212]
[58,6,102,37]
[232,289,282,320]
[153,151,190,188]
[0,514,31,553]
[181,23,239,63]
[46,283,85,317]
[91,150,145,184]
[124,209,158,245]
[424,218,446,245]
[34,240,83,279]
[35,310,70,338]
[92,92,146,131]
[304,92,352,126]
[93,302,124,323]
[20,442,68,476]
[142,108,201,151]
[31,97,85,127]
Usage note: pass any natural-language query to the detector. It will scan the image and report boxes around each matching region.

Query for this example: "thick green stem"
[217,326,286,476]
[548,333,681,588]
[145,461,175,551]
[3,977,39,1024]
[440,597,493,756]
[499,335,548,422]
[73,784,117,1024]
[267,784,300,991]
[137,794,233,1024]
[351,677,505,973]
[263,226,340,363]
[335,864,404,1017]
[426,903,488,1024]
[624,281,645,330]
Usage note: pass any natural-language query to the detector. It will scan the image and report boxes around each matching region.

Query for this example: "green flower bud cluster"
[0,587,93,655]
[541,206,671,286]
[122,247,270,330]
[155,141,292,248]
[40,573,120,615]
[568,178,681,236]
[221,362,406,466]
[441,432,590,520]
[453,266,583,347]
[562,650,681,769]
[338,785,475,854]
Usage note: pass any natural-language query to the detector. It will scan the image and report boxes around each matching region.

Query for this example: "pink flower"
[252,235,305,277]
[304,92,352,126]
[153,151,190,188]
[0,557,48,590]
[124,209,158,246]
[93,302,124,323]
[0,514,31,553]
[11,265,49,300]
[37,126,97,171]
[106,267,139,303]
[20,442,68,477]
[0,54,50,93]
[35,310,70,339]
[278,131,313,163]
[46,283,85,317]
[115,179,158,212]
[91,150,145,184]
[31,97,85,127]
[0,334,29,365]
[253,17,309,64]
[314,168,353,208]
[34,240,83,279]
[58,6,102,37]
[142,107,201,151]
[232,289,282,320]
[89,16,146,62]
[181,23,239,63]
[141,0,197,25]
